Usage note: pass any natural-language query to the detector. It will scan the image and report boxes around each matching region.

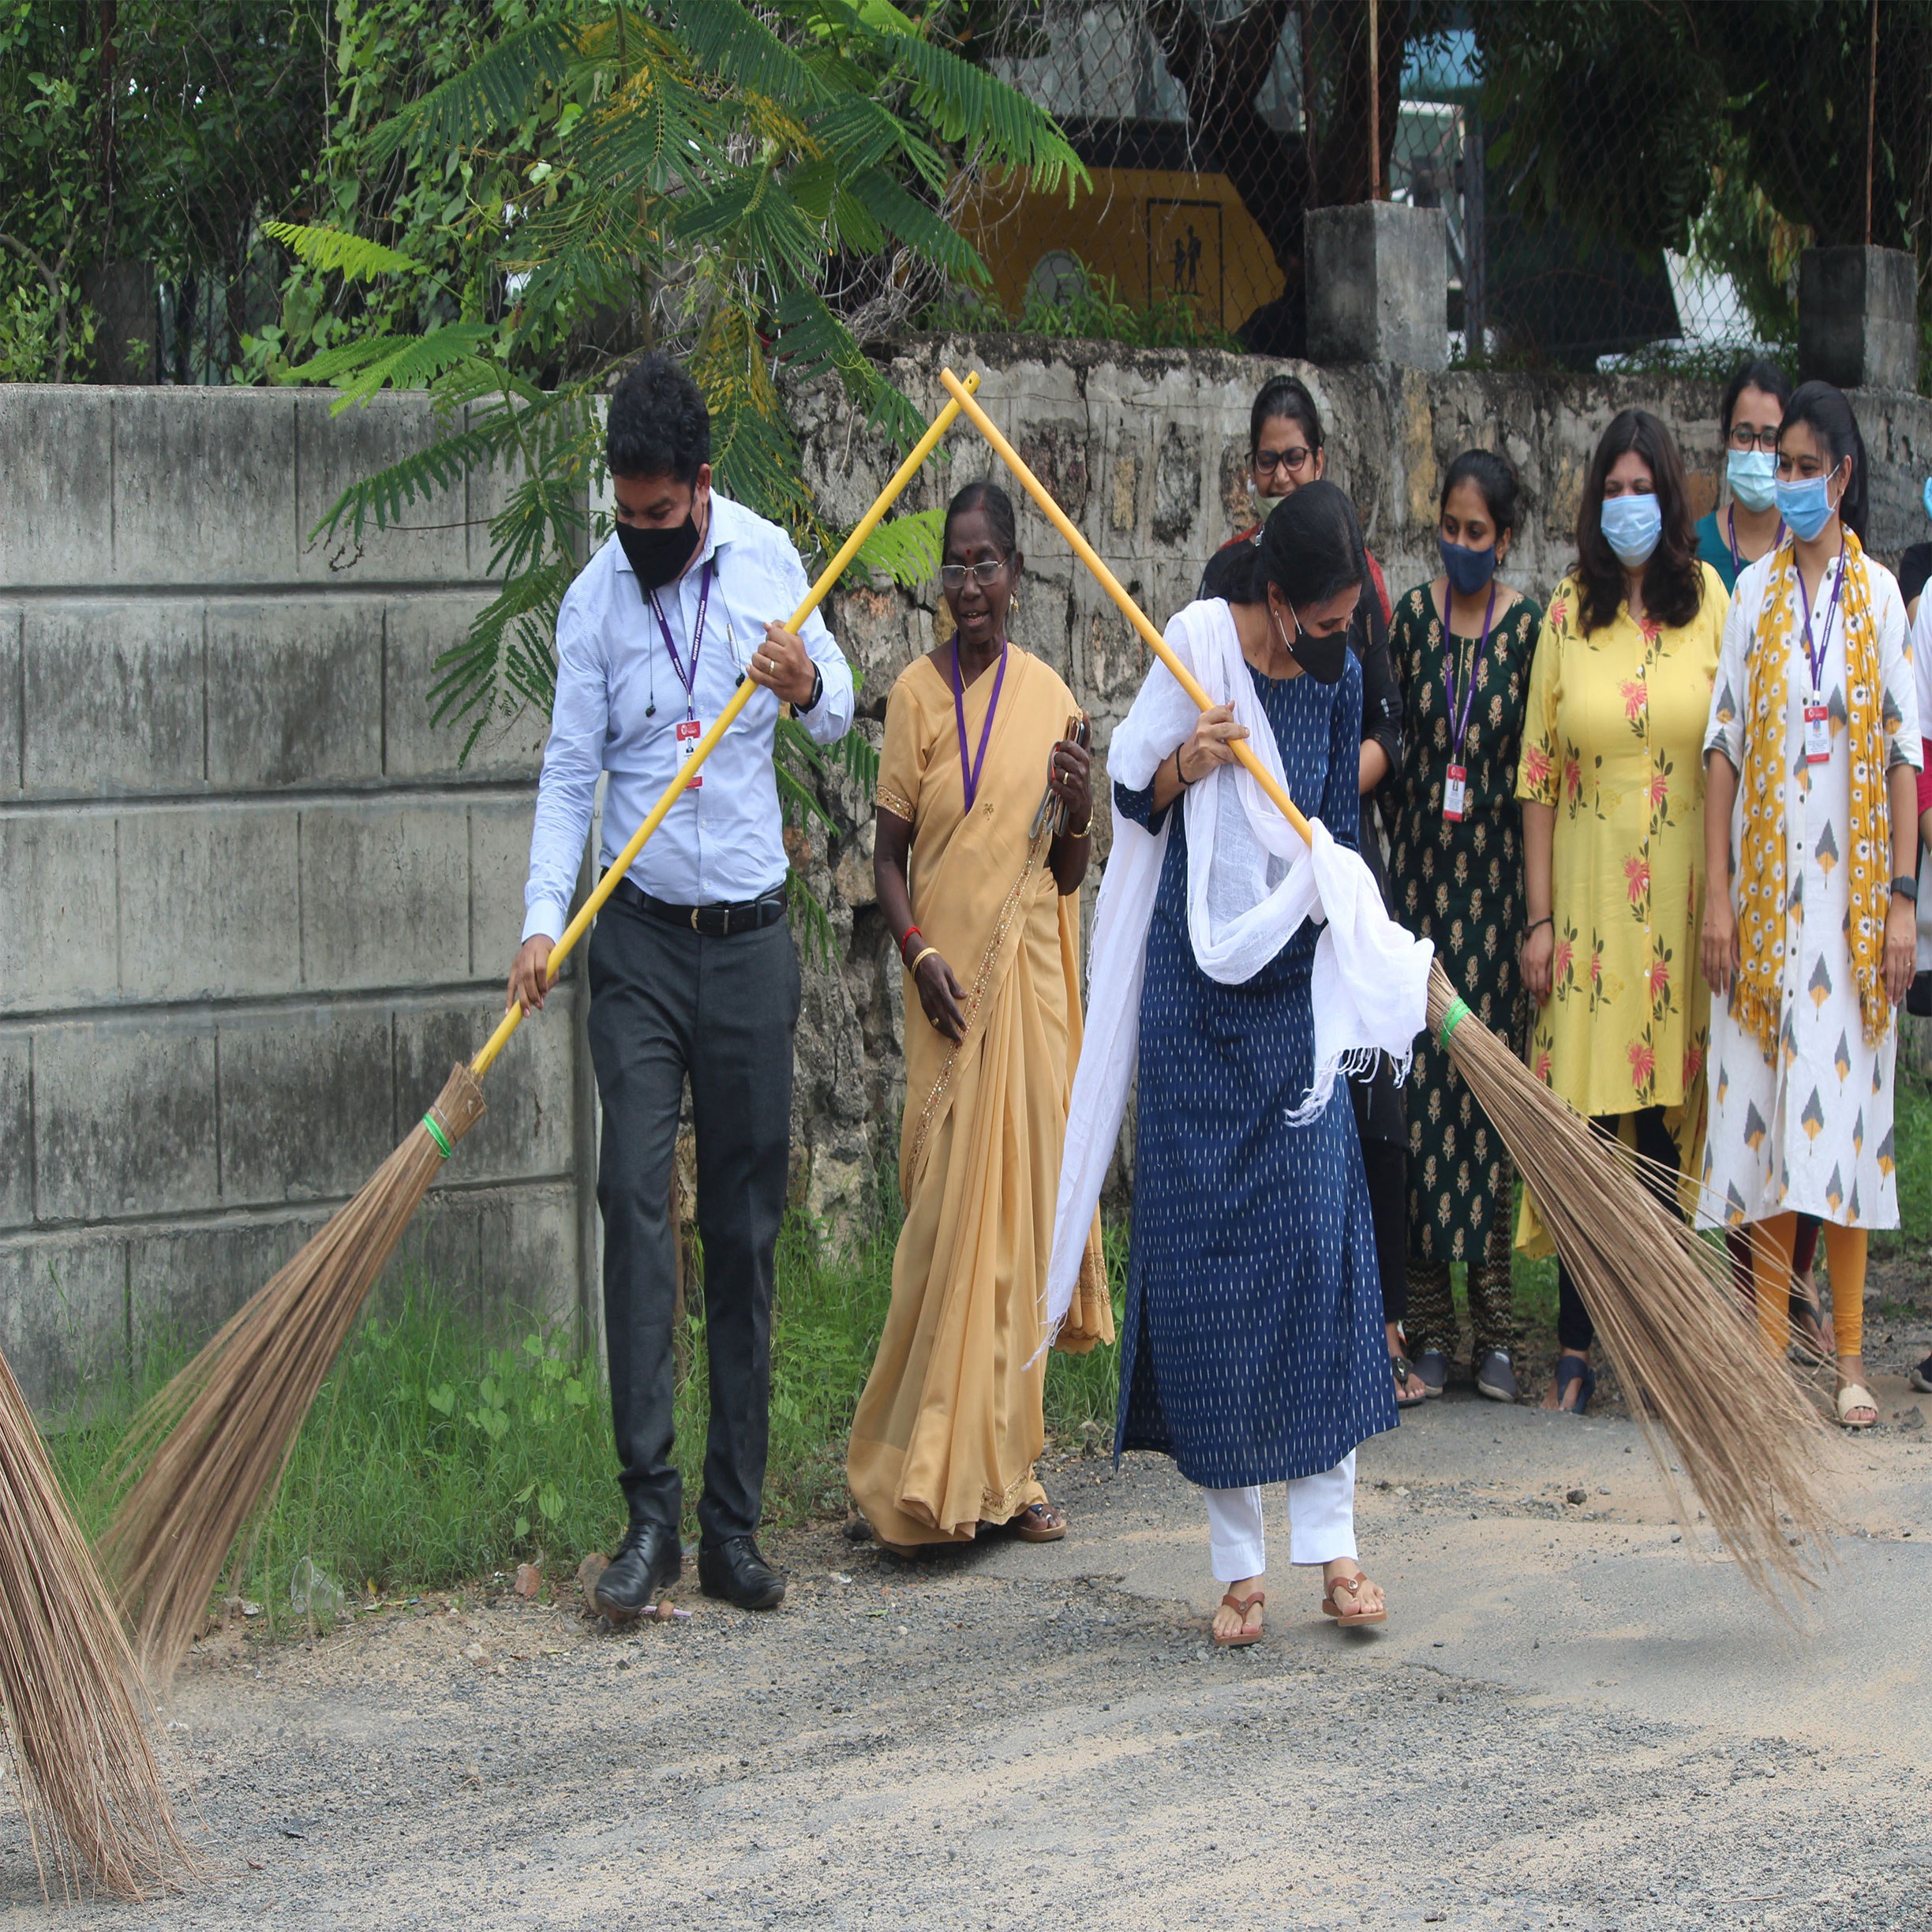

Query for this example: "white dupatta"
[1041,599,1432,1342]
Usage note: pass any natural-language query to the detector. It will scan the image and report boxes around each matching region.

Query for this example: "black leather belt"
[606,874,788,937]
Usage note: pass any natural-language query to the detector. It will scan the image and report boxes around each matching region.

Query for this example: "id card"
[676,716,705,789]
[1803,703,1829,766]
[1443,763,1468,822]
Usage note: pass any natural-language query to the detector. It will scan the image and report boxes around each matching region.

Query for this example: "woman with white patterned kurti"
[1698,383,1922,1432]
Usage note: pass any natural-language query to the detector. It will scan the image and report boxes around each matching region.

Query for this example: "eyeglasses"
[1727,425,1780,453]
[939,560,1008,590]
[1252,447,1313,477]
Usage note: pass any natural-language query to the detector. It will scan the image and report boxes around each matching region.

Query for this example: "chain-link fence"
[963,0,1932,376]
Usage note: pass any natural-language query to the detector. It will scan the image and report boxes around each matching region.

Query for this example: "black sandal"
[1391,1352,1427,1407]
[1788,1284,1833,1363]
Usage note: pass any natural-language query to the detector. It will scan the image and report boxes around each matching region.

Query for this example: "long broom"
[101,373,984,1680]
[0,1346,193,1898]
[937,365,1838,1607]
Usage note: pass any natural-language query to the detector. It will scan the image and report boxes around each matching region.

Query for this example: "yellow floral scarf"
[1735,529,1889,1059]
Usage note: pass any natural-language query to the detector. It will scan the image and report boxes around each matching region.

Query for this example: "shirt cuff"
[521,900,570,946]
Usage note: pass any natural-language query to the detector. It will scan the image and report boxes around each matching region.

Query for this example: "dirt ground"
[6,1303,1930,1930]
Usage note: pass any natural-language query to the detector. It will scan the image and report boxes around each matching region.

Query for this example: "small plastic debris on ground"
[649,1601,690,1622]
[289,1556,343,1623]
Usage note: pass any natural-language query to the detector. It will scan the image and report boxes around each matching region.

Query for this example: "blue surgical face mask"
[1775,470,1840,543]
[1439,534,1499,597]
[1726,448,1777,515]
[1600,492,1662,568]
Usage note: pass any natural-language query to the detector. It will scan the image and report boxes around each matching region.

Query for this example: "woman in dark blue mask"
[1385,451,1542,1404]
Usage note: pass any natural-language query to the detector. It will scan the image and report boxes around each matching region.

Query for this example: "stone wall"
[6,351,1930,1407]
[0,388,589,1413]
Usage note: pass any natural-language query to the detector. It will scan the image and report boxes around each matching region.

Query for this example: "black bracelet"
[1525,915,1552,935]
[1175,748,1195,788]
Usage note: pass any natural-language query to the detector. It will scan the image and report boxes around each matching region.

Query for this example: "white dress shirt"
[521,492,856,942]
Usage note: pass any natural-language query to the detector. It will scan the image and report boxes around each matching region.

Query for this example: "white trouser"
[1201,1451,1357,1582]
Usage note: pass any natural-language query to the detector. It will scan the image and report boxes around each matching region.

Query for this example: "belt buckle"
[721,904,732,937]
[690,905,699,933]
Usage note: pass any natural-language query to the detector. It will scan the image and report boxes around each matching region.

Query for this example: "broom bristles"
[1430,963,1841,1605]
[0,1346,196,1899]
[100,1064,487,1682]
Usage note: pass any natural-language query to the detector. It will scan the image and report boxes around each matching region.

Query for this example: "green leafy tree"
[270,0,1078,948]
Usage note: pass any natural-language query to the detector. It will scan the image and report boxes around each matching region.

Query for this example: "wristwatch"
[804,665,824,713]
[1890,874,1919,904]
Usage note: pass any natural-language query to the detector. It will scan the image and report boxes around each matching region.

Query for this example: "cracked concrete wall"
[6,354,1930,1409]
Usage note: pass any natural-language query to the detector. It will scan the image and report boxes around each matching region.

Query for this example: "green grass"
[1874,1065,1932,1264]
[44,1191,1129,1622]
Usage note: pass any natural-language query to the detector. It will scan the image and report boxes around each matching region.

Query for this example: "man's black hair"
[607,353,710,483]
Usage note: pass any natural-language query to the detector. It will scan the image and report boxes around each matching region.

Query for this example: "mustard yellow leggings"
[1748,1211,1863,1357]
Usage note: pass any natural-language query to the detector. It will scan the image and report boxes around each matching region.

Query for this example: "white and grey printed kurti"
[1698,549,1919,1230]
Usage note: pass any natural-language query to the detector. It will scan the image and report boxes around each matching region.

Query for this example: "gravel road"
[6,1327,1929,1930]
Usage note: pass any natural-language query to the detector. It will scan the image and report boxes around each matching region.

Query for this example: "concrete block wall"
[0,387,586,1415]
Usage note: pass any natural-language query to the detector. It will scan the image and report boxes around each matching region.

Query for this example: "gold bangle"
[1065,817,1092,838]
[908,945,940,975]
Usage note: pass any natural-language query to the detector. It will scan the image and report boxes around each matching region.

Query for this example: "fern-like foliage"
[260,222,425,283]
[284,0,1081,938]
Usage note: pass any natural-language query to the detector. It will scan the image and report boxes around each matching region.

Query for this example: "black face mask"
[1274,597,1348,685]
[616,511,702,590]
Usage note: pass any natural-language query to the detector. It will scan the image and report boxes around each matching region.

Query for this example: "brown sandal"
[1213,1589,1265,1647]
[1008,1501,1066,1544]
[1321,1568,1387,1627]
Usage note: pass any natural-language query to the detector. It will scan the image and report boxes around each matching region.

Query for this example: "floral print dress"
[1387,585,1541,1268]
[1514,567,1727,1248]
[1699,549,1919,1230]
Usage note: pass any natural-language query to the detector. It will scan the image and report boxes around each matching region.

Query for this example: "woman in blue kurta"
[1110,483,1399,1645]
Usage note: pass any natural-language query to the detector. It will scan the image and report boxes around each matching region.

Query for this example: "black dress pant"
[586,896,800,1545]
[1556,1106,1678,1353]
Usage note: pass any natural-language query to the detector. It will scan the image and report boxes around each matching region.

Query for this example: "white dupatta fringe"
[1040,600,1432,1346]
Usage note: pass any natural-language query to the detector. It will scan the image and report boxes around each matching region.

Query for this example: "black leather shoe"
[592,1520,682,1623]
[697,1535,785,1610]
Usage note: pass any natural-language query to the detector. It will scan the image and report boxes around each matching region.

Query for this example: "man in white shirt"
[508,354,855,1616]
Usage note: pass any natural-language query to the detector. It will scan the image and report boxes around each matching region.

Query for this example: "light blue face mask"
[1601,492,1662,567]
[1726,448,1777,515]
[1775,471,1839,543]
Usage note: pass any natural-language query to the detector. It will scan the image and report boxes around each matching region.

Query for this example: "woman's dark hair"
[1252,480,1361,610]
[606,351,710,481]
[1780,380,1869,541]
[942,478,1018,556]
[1574,409,1704,635]
[1440,448,1522,539]
[1719,356,1792,437]
[1249,375,1324,458]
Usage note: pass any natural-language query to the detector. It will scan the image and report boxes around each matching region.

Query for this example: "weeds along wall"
[5,353,1932,1414]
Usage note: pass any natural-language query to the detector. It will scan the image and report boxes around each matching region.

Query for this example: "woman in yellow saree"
[847,481,1114,1554]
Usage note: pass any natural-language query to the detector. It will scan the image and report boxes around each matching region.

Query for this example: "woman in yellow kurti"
[848,482,1113,1552]
[1517,410,1725,1412]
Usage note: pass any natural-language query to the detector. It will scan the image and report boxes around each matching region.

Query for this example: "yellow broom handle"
[470,370,983,1079]
[936,365,1316,848]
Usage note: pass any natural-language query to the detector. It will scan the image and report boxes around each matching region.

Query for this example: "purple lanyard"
[1727,505,1784,577]
[1792,536,1846,698]
[953,638,1008,814]
[1442,583,1496,762]
[645,558,713,719]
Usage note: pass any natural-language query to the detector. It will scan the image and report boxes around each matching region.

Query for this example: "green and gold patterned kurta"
[1387,584,1542,1265]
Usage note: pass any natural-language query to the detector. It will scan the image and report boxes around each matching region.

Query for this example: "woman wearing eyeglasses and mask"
[1518,410,1725,1413]
[1204,380,1415,1407]
[1694,358,1792,597]
[1700,383,1920,1433]
[848,481,1114,1556]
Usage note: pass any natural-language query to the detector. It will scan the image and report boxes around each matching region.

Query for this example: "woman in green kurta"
[1387,452,1541,1400]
